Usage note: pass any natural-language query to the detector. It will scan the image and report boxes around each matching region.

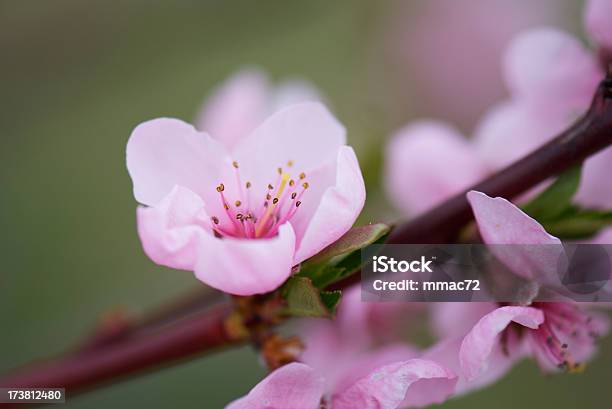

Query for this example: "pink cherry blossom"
[299,287,423,378]
[293,287,452,408]
[225,359,456,409]
[455,191,610,380]
[460,303,608,379]
[385,121,489,215]
[385,1,612,218]
[475,23,611,209]
[126,103,365,295]
[195,69,322,150]
[384,0,565,129]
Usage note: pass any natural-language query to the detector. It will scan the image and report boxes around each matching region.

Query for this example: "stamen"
[256,172,290,237]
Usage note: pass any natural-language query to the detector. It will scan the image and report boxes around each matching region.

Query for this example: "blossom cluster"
[124,1,612,407]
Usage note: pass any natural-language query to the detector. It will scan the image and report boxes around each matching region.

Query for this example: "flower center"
[530,303,601,373]
[210,160,309,239]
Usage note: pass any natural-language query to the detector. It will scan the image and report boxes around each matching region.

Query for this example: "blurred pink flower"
[385,0,567,128]
[294,287,450,408]
[385,0,612,218]
[126,103,365,295]
[385,121,489,215]
[475,3,612,209]
[195,69,322,150]
[225,359,456,409]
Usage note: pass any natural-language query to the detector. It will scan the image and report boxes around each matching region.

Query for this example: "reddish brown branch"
[389,74,612,244]
[0,303,241,406]
[1,75,611,401]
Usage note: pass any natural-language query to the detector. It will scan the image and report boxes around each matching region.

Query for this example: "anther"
[236,213,244,221]
[266,193,272,200]
[246,181,252,189]
[302,182,309,189]
[296,201,302,207]
[211,216,219,225]
[289,179,295,186]
[272,198,279,204]
[268,184,274,190]
[235,200,242,207]
[232,161,239,168]
[224,204,230,210]
[216,183,225,192]
[291,192,297,199]
[277,167,283,175]
[299,172,306,179]
[287,160,294,167]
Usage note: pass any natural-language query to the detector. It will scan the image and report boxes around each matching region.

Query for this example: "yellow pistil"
[255,172,291,237]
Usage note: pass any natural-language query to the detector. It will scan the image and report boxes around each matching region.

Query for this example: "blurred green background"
[1,0,609,407]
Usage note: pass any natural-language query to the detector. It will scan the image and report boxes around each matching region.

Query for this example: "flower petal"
[460,306,544,381]
[270,79,323,113]
[503,28,601,109]
[194,223,296,295]
[291,146,366,264]
[424,336,519,397]
[431,302,498,339]
[195,69,269,151]
[136,185,211,271]
[233,102,346,192]
[331,344,419,396]
[574,146,612,209]
[585,0,612,51]
[467,190,563,281]
[332,359,457,409]
[225,363,324,409]
[385,121,488,216]
[126,118,232,206]
[473,101,568,169]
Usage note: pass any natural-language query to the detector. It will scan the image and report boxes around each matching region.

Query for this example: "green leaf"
[282,276,342,318]
[541,207,612,238]
[522,166,581,221]
[307,223,391,264]
[298,224,391,289]
[319,290,342,314]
